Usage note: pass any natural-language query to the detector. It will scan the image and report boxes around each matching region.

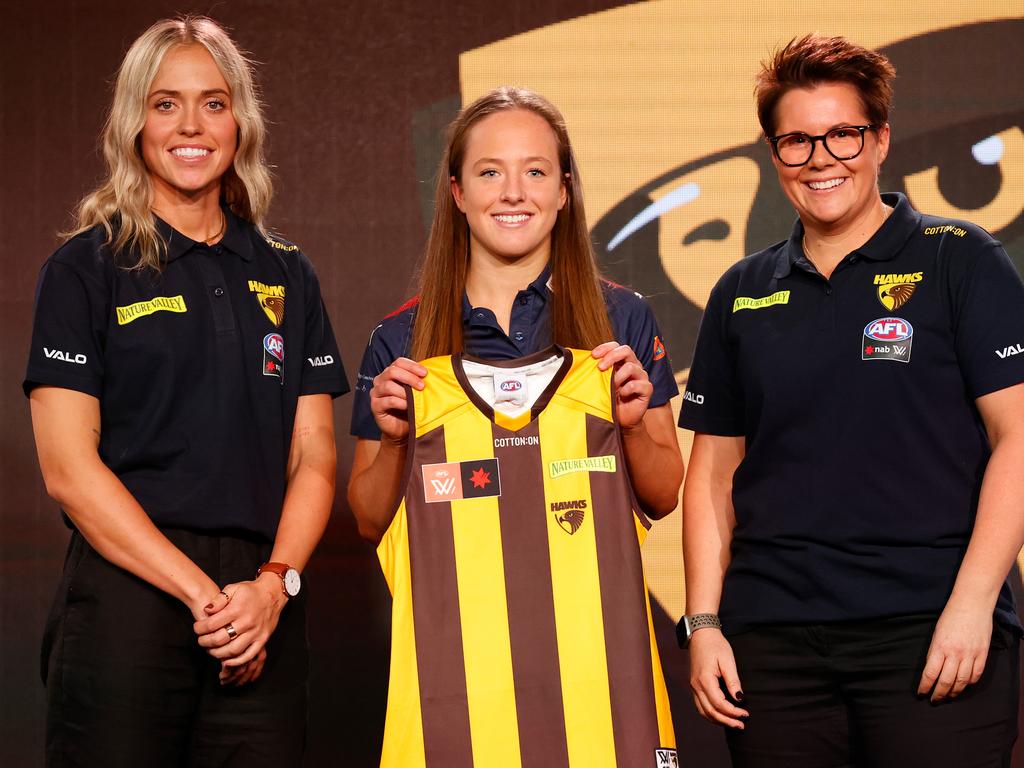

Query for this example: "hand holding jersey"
[370,357,429,445]
[591,341,654,431]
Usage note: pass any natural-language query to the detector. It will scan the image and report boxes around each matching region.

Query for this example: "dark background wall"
[2,2,1021,766]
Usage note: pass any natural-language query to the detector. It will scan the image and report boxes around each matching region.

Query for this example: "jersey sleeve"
[677,282,745,435]
[298,252,349,398]
[953,241,1024,398]
[23,255,109,398]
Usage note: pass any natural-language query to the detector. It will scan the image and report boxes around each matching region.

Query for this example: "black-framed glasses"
[766,125,877,167]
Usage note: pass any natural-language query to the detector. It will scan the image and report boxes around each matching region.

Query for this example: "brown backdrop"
[2,2,1021,766]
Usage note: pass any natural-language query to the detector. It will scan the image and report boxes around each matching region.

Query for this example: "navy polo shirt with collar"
[350,267,679,439]
[24,211,349,541]
[679,192,1024,634]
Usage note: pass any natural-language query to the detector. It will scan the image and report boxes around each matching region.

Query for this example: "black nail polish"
[735,690,744,701]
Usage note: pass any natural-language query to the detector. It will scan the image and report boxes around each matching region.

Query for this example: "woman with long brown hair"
[348,87,683,765]
[24,16,347,766]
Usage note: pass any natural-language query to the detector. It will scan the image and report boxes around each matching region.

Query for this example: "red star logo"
[470,467,491,488]
[865,345,874,355]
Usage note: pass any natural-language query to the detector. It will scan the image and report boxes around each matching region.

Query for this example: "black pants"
[725,615,1019,768]
[42,529,308,768]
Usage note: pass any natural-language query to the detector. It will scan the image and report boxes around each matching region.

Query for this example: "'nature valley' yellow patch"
[116,295,187,325]
[732,290,790,313]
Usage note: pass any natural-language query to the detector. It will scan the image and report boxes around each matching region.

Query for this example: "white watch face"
[283,568,301,597]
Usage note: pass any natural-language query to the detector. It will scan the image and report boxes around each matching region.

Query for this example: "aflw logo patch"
[552,499,587,534]
[422,458,501,503]
[655,748,679,767]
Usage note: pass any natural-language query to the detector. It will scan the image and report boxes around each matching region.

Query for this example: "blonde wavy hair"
[66,15,272,270]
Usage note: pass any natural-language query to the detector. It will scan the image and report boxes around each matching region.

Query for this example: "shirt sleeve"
[298,252,349,398]
[610,289,680,409]
[677,282,745,435]
[23,256,109,398]
[953,241,1024,398]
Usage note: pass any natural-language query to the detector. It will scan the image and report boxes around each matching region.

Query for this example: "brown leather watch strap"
[257,561,290,578]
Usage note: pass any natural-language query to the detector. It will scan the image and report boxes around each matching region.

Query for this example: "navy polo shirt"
[679,193,1024,634]
[24,211,349,541]
[351,268,678,439]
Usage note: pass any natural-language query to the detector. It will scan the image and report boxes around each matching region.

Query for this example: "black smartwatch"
[677,613,722,648]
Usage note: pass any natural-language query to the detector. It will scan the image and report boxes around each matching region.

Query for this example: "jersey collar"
[774,192,920,279]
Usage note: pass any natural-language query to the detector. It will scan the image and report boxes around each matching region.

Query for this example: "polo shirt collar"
[461,264,552,323]
[774,192,919,279]
[154,206,254,263]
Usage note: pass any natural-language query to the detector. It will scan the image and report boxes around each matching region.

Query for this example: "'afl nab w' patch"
[874,272,923,311]
[263,332,285,381]
[421,458,501,503]
[655,748,680,767]
[863,317,913,363]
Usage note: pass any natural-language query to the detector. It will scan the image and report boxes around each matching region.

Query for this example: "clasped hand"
[194,574,288,686]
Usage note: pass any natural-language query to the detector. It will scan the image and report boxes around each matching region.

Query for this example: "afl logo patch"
[499,379,522,391]
[862,317,913,363]
[263,333,285,382]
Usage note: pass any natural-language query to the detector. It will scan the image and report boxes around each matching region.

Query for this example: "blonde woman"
[24,16,347,766]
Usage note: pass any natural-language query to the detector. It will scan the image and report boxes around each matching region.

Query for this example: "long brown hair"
[411,86,613,360]
[65,15,272,271]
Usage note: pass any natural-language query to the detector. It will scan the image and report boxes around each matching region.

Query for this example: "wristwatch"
[258,561,301,598]
[677,613,722,648]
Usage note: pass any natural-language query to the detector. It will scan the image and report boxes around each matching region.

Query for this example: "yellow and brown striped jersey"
[377,347,676,768]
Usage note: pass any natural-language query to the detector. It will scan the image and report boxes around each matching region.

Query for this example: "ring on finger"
[219,590,231,603]
[225,623,238,640]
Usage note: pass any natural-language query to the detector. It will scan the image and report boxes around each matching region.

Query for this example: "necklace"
[802,203,893,266]
[204,212,226,245]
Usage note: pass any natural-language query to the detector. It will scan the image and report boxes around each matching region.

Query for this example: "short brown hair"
[755,34,896,137]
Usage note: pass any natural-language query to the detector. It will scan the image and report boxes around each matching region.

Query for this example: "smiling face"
[771,82,890,236]
[451,108,568,267]
[141,44,238,209]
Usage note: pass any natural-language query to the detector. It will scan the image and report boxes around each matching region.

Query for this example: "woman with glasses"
[678,34,1024,766]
